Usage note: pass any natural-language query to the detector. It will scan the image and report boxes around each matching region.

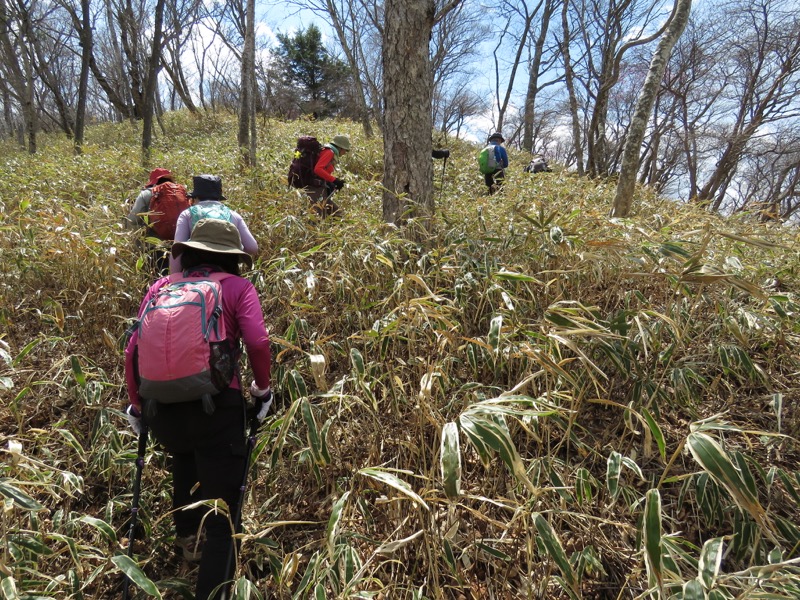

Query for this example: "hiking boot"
[175,534,204,562]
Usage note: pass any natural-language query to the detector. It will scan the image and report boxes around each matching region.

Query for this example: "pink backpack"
[135,272,235,406]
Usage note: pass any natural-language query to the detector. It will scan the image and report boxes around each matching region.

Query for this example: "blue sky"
[256,0,499,141]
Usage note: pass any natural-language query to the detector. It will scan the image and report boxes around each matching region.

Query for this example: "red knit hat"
[146,168,174,187]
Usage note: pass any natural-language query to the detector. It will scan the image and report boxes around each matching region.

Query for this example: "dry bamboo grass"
[1,111,799,599]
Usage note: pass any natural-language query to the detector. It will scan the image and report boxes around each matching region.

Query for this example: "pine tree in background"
[273,24,350,118]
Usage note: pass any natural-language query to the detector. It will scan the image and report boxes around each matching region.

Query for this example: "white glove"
[126,404,143,435]
[250,382,273,421]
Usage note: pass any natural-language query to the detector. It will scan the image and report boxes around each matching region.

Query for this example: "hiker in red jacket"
[307,134,350,217]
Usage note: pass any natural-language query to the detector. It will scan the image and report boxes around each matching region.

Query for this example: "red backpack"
[148,181,190,240]
[287,136,323,188]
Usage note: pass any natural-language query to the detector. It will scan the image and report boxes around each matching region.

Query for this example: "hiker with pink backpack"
[124,218,272,600]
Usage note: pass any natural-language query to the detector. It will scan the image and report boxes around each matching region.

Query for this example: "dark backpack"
[288,136,323,188]
[148,182,190,240]
[524,155,552,174]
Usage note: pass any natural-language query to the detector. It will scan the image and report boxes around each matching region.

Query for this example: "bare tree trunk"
[494,0,534,133]
[325,0,374,137]
[522,0,557,151]
[141,0,166,164]
[73,0,92,154]
[238,0,256,167]
[382,0,435,225]
[0,0,37,153]
[561,0,583,174]
[612,0,691,217]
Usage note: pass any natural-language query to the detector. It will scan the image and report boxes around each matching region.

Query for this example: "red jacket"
[313,147,338,183]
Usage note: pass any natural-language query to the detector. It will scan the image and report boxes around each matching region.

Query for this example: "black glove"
[333,178,345,190]
[432,149,450,159]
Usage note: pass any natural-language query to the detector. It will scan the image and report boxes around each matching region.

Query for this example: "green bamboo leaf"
[443,539,457,574]
[771,392,783,432]
[734,452,758,500]
[0,479,43,511]
[642,408,666,461]
[774,515,800,550]
[621,456,644,481]
[79,515,117,544]
[301,399,328,466]
[326,491,350,559]
[55,428,87,462]
[606,451,622,500]
[12,533,54,556]
[293,551,321,600]
[533,513,578,592]
[550,468,572,502]
[111,555,162,598]
[682,579,705,600]
[488,315,502,352]
[286,370,307,402]
[643,489,662,588]
[12,338,43,367]
[466,343,478,375]
[341,544,362,585]
[270,398,302,470]
[70,355,86,387]
[319,418,333,465]
[440,422,461,500]
[350,347,365,377]
[1,576,19,600]
[783,469,800,506]
[314,583,326,600]
[358,467,429,510]
[698,537,724,589]
[476,541,511,561]
[458,412,533,491]
[687,432,764,522]
[232,576,261,599]
[575,468,593,505]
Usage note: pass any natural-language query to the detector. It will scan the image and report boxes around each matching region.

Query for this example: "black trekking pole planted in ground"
[439,156,448,203]
[221,418,259,599]
[123,425,148,600]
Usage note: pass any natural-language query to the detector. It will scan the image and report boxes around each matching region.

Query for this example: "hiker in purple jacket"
[124,219,271,600]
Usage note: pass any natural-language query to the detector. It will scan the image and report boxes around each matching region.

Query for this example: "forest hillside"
[1,113,800,599]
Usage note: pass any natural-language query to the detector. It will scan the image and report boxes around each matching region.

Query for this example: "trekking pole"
[123,425,149,600]
[439,156,448,203]
[221,417,260,599]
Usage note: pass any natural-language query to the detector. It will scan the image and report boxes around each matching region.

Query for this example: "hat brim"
[172,239,253,267]
[188,192,226,201]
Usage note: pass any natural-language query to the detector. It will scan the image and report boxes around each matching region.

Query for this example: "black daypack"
[288,136,323,188]
[524,154,552,174]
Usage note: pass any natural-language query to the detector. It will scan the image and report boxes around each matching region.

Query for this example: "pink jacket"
[125,271,271,409]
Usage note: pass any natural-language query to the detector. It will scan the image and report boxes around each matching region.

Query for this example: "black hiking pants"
[484,168,505,195]
[143,387,248,600]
